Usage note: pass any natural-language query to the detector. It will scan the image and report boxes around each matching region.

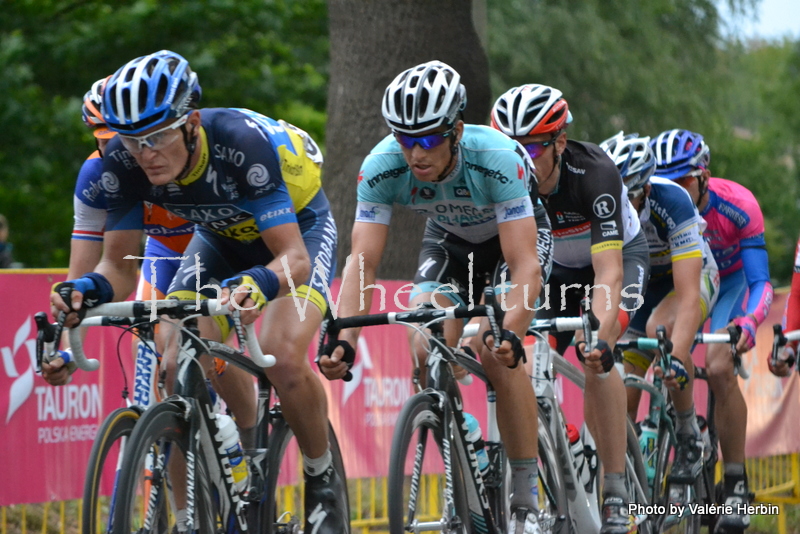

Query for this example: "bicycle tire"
[536,413,570,534]
[82,406,141,534]
[261,415,350,534]
[110,402,221,534]
[652,423,702,534]
[387,393,472,534]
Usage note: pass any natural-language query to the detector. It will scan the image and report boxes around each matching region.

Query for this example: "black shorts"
[410,202,553,307]
[538,229,650,355]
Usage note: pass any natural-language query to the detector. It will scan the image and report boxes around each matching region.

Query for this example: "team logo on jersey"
[419,187,436,200]
[454,187,471,198]
[358,170,364,183]
[101,172,120,194]
[592,194,616,218]
[246,164,269,187]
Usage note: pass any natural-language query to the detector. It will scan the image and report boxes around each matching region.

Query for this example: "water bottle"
[638,419,658,488]
[216,414,249,494]
[697,415,712,462]
[464,413,490,476]
[566,424,590,487]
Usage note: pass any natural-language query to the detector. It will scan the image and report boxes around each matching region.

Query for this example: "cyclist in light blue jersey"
[601,132,719,488]
[320,60,552,534]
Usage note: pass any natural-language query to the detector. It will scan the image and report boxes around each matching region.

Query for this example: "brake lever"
[35,312,56,372]
[580,297,597,358]
[484,285,503,350]
[656,325,673,371]
[727,324,746,377]
[772,324,786,368]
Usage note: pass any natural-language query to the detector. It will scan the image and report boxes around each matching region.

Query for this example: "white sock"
[303,447,332,477]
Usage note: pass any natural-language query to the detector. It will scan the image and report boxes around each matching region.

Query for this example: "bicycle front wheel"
[388,393,472,534]
[82,406,141,534]
[261,415,350,534]
[110,402,221,534]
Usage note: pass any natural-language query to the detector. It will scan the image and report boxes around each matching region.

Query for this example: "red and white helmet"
[382,60,467,134]
[491,84,571,137]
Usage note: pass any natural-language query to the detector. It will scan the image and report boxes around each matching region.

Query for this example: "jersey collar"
[175,126,209,186]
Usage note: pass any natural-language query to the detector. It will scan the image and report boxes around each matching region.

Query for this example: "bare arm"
[590,248,623,345]
[67,239,104,280]
[667,256,703,362]
[497,216,541,337]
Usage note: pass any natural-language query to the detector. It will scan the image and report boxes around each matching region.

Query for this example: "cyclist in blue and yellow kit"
[49,51,347,533]
[600,132,719,487]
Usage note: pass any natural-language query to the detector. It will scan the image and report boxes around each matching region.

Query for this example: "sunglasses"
[395,129,454,150]
[523,136,558,159]
[674,168,704,184]
[119,113,190,154]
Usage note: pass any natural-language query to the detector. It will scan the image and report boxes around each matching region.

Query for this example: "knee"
[705,352,735,386]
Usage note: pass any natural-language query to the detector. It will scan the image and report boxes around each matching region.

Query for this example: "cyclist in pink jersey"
[652,129,773,534]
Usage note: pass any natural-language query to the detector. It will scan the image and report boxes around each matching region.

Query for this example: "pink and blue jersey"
[701,177,772,329]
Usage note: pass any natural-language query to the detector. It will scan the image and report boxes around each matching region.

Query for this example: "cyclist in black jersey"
[492,84,650,534]
[319,61,550,534]
[49,51,347,533]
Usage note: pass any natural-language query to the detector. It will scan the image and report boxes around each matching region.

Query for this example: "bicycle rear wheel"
[652,424,701,534]
[387,393,472,534]
[82,406,141,534]
[260,413,350,534]
[110,402,221,534]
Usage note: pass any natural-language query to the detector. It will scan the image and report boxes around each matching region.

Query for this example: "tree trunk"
[325,0,490,279]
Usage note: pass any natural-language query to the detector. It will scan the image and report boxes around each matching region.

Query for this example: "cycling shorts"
[709,268,747,332]
[409,202,552,307]
[135,236,186,301]
[167,189,337,340]
[538,229,650,356]
[623,259,719,371]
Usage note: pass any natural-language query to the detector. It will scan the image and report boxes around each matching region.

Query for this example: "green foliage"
[487,0,800,284]
[0,0,328,267]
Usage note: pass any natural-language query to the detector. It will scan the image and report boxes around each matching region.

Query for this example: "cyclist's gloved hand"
[318,339,356,381]
[768,344,796,377]
[575,339,615,374]
[41,348,77,386]
[658,357,690,390]
[482,329,526,369]
[221,267,280,311]
[51,273,114,322]
[732,315,758,352]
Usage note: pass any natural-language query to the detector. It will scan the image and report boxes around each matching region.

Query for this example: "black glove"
[319,339,356,382]
[482,329,527,369]
[575,339,615,373]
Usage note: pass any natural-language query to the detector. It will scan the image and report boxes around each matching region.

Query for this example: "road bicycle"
[622,326,743,533]
[40,298,348,534]
[35,308,166,534]
[462,299,652,534]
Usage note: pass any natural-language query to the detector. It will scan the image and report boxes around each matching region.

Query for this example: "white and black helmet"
[382,60,467,134]
[600,131,656,192]
[491,84,571,137]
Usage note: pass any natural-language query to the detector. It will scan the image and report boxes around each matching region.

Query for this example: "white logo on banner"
[2,317,37,424]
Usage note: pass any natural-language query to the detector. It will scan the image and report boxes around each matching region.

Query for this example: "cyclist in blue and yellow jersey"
[49,51,347,534]
[600,132,720,486]
[652,129,772,533]
[492,85,650,534]
[319,60,552,534]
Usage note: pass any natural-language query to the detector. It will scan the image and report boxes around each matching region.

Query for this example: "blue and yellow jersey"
[641,177,712,280]
[103,108,323,243]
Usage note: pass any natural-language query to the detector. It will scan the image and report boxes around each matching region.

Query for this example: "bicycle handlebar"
[40,299,274,372]
[694,325,748,379]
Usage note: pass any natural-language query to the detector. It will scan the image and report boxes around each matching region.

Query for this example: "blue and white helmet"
[650,129,710,180]
[600,131,655,192]
[382,60,467,134]
[103,50,201,134]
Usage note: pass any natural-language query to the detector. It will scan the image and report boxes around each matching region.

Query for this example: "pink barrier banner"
[2,273,798,505]
[0,272,135,507]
